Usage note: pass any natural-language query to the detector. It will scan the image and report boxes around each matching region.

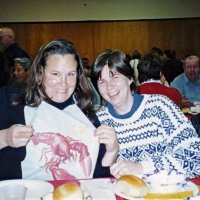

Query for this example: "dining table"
[48,176,200,200]
[182,105,200,121]
[181,107,193,120]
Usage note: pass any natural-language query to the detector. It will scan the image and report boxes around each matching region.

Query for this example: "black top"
[163,58,184,84]
[0,84,111,180]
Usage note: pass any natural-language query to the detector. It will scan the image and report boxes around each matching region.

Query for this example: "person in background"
[82,57,91,77]
[163,49,184,84]
[137,53,182,106]
[151,47,163,60]
[129,49,142,86]
[11,57,32,83]
[171,55,200,108]
[0,39,118,180]
[91,49,200,180]
[125,54,131,62]
[0,27,30,72]
[81,57,101,110]
[150,47,169,86]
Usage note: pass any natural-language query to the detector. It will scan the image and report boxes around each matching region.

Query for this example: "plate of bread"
[44,179,116,200]
[111,175,149,200]
[111,173,199,200]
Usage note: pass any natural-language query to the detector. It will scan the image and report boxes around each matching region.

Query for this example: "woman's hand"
[1,124,34,148]
[95,125,119,153]
[94,125,119,166]
[110,160,143,179]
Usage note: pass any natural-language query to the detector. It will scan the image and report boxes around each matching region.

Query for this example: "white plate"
[188,111,200,115]
[111,181,144,200]
[111,181,199,200]
[43,178,116,200]
[189,106,200,114]
[194,101,200,106]
[0,179,54,200]
[80,178,116,200]
[181,181,199,196]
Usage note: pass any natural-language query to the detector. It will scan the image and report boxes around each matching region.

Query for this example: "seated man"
[137,53,181,106]
[171,55,200,108]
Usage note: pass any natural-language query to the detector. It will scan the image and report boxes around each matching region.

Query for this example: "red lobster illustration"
[31,132,92,180]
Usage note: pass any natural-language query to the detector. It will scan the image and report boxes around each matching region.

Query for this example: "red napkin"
[190,176,200,186]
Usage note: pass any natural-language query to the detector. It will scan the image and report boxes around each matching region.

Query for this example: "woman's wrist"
[102,150,118,166]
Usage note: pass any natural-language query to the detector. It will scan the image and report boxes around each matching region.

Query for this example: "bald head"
[0,27,15,49]
[0,27,15,37]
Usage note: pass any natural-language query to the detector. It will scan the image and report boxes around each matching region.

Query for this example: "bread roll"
[53,182,83,200]
[116,175,149,197]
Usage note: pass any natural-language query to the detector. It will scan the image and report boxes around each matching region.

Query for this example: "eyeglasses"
[185,65,199,70]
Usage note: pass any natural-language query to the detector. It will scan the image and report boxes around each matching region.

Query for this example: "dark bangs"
[92,51,134,80]
[91,50,135,91]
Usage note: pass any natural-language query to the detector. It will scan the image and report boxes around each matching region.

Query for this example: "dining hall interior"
[0,0,200,64]
[1,1,200,199]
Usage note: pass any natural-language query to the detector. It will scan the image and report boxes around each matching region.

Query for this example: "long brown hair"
[14,39,94,117]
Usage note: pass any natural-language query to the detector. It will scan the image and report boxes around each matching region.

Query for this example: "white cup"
[0,184,27,200]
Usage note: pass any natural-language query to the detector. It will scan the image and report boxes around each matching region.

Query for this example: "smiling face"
[13,63,27,82]
[43,54,78,103]
[97,64,133,114]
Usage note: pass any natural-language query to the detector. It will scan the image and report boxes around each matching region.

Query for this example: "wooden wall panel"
[1,18,200,64]
[93,19,200,60]
[93,21,150,58]
[1,22,94,62]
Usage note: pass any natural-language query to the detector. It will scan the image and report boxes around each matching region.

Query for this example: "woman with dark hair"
[163,49,184,84]
[91,49,200,180]
[137,53,182,106]
[0,39,118,180]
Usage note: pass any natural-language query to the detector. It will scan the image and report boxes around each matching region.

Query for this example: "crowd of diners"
[0,27,200,181]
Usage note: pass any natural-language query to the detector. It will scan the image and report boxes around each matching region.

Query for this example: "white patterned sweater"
[97,94,200,178]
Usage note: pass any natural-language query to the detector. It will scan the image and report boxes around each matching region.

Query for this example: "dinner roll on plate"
[53,182,83,200]
[116,175,149,197]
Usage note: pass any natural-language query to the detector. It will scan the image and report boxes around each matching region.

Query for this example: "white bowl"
[194,101,200,106]
[190,106,200,113]
[144,170,186,193]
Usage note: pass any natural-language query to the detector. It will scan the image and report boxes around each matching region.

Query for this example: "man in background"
[0,27,30,71]
[171,55,200,107]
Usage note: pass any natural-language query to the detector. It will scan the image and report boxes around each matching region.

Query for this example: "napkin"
[22,102,99,180]
[80,178,116,200]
